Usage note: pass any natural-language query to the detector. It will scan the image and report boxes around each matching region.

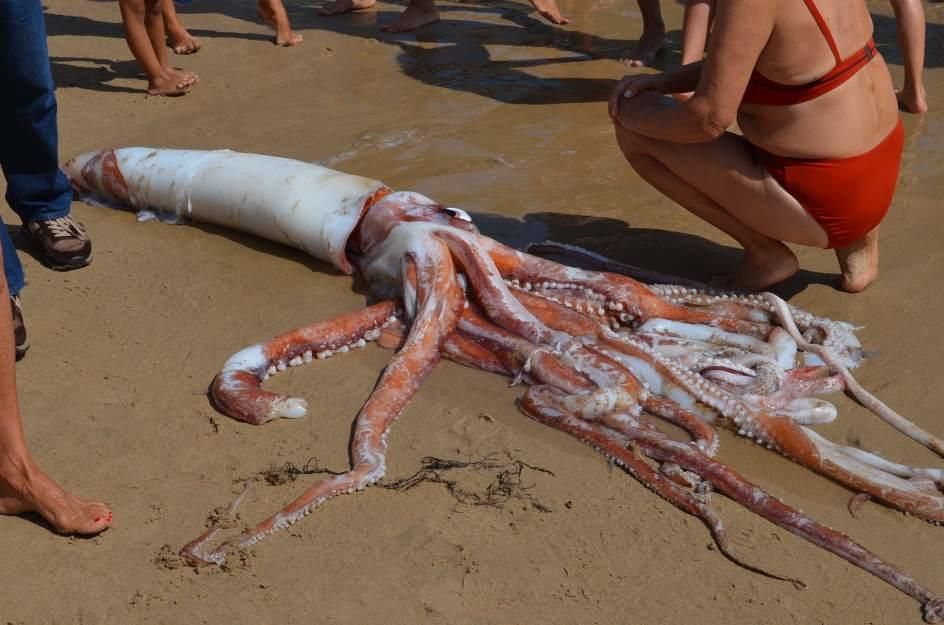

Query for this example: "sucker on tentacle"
[65,147,944,621]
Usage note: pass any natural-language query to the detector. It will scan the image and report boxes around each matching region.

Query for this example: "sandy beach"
[2,0,943,623]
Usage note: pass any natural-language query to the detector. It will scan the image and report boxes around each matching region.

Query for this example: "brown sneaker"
[24,215,92,270]
[10,295,28,360]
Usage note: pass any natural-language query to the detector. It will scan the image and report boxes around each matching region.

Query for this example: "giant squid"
[63,147,944,621]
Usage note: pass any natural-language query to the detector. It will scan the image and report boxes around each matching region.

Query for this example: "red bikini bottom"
[753,119,904,249]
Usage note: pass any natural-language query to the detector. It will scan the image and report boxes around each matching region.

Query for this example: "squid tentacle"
[180,480,253,565]
[434,229,565,346]
[481,237,771,337]
[765,293,944,458]
[211,301,398,425]
[521,385,944,622]
[441,331,511,375]
[456,311,592,395]
[520,386,808,590]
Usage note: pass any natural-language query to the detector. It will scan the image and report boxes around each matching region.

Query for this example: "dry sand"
[2,0,943,623]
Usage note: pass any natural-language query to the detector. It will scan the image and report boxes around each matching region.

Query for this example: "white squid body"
[62,148,390,274]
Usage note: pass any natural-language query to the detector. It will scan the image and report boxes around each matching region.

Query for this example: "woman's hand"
[608,74,664,121]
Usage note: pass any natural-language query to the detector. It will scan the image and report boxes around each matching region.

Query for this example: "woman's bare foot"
[897,80,928,114]
[835,228,879,293]
[146,69,195,96]
[726,241,799,292]
[623,30,667,67]
[381,4,440,32]
[0,457,112,535]
[318,0,376,15]
[166,23,201,54]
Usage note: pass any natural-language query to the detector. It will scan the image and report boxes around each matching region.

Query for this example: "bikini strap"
[801,0,842,64]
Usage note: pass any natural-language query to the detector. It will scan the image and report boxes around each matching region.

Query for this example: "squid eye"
[444,207,472,222]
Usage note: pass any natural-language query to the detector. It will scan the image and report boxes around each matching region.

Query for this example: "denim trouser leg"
[0,218,24,297]
[0,0,73,225]
[0,0,72,296]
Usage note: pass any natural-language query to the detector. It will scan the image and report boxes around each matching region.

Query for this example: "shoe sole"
[46,253,93,272]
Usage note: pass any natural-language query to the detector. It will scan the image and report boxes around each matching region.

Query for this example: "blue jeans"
[0,0,73,297]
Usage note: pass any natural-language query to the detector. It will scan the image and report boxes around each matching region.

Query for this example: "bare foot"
[166,24,202,54]
[257,1,304,46]
[275,30,304,46]
[725,241,799,292]
[529,0,569,25]
[0,457,112,535]
[318,0,376,15]
[897,81,928,114]
[835,228,879,293]
[622,30,667,67]
[381,4,440,32]
[167,67,198,84]
[147,70,195,96]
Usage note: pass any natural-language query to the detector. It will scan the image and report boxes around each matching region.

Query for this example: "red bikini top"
[741,0,877,106]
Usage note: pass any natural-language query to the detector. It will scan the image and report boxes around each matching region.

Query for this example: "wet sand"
[2,0,943,623]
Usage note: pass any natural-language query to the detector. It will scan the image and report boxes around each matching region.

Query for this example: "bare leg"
[674,0,713,102]
[623,0,667,68]
[257,0,303,46]
[162,0,201,54]
[889,0,928,113]
[146,0,198,87]
[613,93,829,291]
[0,245,112,534]
[381,0,440,32]
[835,226,880,292]
[118,0,196,95]
[319,0,376,16]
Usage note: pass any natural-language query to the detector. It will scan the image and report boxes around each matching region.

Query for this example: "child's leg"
[624,0,667,68]
[674,0,712,101]
[889,0,927,113]
[258,0,303,46]
[163,0,201,55]
[117,0,194,95]
[380,0,439,32]
[143,0,198,85]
